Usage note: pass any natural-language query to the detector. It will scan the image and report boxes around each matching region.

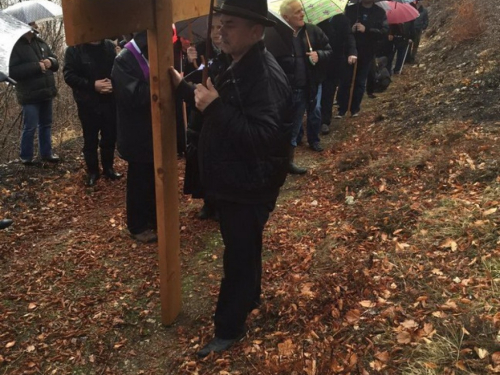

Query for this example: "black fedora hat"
[214,0,276,27]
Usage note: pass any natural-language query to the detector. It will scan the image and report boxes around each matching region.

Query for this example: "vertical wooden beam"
[148,0,182,324]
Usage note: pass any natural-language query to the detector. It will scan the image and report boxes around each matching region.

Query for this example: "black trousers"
[126,162,157,235]
[320,60,347,125]
[77,102,117,172]
[214,200,273,339]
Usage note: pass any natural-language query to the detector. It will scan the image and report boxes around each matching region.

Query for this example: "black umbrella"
[264,10,294,58]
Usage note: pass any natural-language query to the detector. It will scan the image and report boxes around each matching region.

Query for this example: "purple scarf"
[125,40,150,81]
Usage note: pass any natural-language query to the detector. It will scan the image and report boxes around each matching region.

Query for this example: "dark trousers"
[77,103,117,172]
[337,55,372,115]
[409,29,422,63]
[214,200,273,339]
[320,60,346,125]
[126,161,157,235]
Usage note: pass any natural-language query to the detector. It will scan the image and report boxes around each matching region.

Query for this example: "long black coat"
[111,48,153,163]
[9,35,59,105]
[274,23,332,105]
[178,41,292,204]
[345,4,389,61]
[63,40,117,110]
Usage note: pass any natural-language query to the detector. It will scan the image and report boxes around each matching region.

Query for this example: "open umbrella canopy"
[376,1,419,24]
[3,0,62,24]
[0,12,32,75]
[268,0,348,25]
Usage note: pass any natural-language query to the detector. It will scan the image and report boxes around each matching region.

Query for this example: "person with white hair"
[276,0,332,174]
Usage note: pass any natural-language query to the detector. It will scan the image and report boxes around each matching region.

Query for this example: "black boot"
[101,148,122,180]
[288,147,307,175]
[198,202,215,220]
[0,218,13,230]
[85,171,100,187]
[84,151,100,187]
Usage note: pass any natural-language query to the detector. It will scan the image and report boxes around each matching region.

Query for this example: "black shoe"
[0,219,13,230]
[21,158,34,165]
[103,168,123,180]
[309,143,324,152]
[367,93,377,99]
[197,334,245,358]
[321,123,330,135]
[197,203,214,220]
[131,229,158,243]
[288,163,307,175]
[85,172,100,187]
[41,154,60,163]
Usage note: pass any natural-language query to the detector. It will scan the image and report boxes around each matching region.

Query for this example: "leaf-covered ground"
[2,1,500,374]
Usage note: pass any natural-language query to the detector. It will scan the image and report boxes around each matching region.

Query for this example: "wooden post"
[61,0,211,326]
[148,0,182,325]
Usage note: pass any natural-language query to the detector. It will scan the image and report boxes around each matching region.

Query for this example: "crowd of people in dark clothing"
[3,0,429,357]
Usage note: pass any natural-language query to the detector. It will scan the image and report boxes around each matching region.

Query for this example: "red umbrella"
[376,1,419,24]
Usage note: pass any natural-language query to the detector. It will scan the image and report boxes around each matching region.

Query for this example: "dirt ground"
[2,0,500,374]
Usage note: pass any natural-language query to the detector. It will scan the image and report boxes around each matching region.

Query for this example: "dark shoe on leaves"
[197,333,245,358]
[85,172,100,187]
[288,163,307,175]
[197,203,214,220]
[0,219,13,230]
[132,229,158,243]
[321,123,330,135]
[367,93,377,99]
[103,168,123,180]
[309,143,324,152]
[41,154,60,163]
[21,158,34,165]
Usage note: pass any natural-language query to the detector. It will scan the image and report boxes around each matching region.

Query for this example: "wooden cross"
[61,0,210,325]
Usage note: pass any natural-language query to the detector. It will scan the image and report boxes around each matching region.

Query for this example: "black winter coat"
[274,24,332,104]
[63,40,116,110]
[9,35,59,105]
[345,4,389,61]
[178,41,292,204]
[318,14,357,62]
[111,48,153,163]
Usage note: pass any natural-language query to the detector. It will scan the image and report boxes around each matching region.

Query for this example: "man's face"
[211,15,223,49]
[282,1,305,30]
[361,0,375,6]
[219,15,261,60]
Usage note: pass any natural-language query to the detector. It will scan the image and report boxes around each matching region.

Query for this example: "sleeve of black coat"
[9,44,42,81]
[63,47,94,92]
[202,65,291,156]
[111,51,151,110]
[312,26,333,74]
[45,42,59,72]
[340,16,358,57]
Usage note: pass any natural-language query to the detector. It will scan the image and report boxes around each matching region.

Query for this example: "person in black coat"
[317,14,357,134]
[111,32,157,243]
[183,12,228,220]
[171,0,292,357]
[335,0,388,117]
[9,24,60,164]
[64,40,122,186]
[276,0,332,174]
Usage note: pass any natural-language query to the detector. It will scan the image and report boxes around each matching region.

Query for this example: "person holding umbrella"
[335,0,388,118]
[277,0,332,164]
[9,22,60,165]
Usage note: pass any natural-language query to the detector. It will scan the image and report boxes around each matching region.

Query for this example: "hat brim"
[214,5,276,27]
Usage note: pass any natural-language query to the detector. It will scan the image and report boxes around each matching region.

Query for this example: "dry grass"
[449,0,486,43]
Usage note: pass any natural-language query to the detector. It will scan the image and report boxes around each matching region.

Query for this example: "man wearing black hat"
[171,0,292,357]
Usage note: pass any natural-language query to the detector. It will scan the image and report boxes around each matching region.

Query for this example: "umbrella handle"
[203,0,216,87]
[399,43,411,74]
[201,55,208,87]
